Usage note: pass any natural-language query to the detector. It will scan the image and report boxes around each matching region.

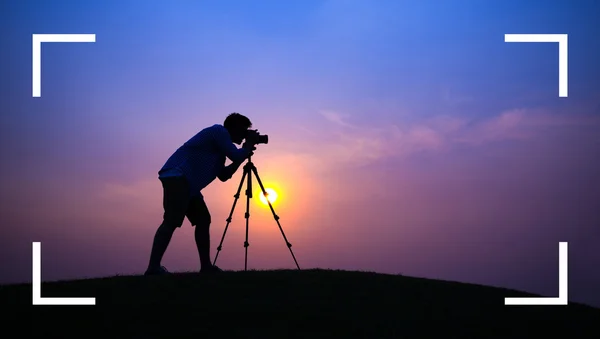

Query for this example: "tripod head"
[243,155,255,171]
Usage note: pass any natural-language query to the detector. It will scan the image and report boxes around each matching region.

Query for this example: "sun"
[259,188,278,205]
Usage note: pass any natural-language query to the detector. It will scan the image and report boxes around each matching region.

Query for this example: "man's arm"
[218,160,243,182]
[218,144,255,182]
[213,126,253,163]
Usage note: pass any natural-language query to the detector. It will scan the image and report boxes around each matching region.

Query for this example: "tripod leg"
[213,169,247,266]
[250,166,301,270]
[244,167,252,271]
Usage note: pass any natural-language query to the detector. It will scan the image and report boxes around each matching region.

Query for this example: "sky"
[1,0,599,307]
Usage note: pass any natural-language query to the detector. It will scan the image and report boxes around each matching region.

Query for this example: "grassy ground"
[1,269,598,338]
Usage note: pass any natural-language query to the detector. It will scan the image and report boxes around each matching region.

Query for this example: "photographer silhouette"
[145,113,257,275]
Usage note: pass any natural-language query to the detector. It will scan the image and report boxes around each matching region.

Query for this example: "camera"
[248,129,269,144]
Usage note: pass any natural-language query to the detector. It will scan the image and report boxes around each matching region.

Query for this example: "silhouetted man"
[145,113,259,275]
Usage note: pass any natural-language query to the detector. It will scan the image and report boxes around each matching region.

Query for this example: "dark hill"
[1,269,598,338]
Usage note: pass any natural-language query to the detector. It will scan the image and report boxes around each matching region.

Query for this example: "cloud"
[453,109,529,145]
[317,109,449,162]
[92,106,600,215]
[319,110,356,129]
[301,107,600,170]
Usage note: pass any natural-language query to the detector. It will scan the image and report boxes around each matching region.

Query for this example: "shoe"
[145,265,170,276]
[200,265,222,274]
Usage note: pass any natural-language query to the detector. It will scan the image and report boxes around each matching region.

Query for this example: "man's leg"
[187,196,220,272]
[147,177,189,274]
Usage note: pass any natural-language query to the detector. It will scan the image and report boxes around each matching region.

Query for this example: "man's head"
[224,112,252,145]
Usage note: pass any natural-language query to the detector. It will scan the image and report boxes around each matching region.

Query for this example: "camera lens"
[258,134,268,144]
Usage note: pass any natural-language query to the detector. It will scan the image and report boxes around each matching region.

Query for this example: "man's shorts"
[159,176,211,227]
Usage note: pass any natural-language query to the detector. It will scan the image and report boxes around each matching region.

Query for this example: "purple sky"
[1,0,599,307]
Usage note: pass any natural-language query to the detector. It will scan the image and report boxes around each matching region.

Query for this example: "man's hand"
[242,142,256,158]
[242,130,259,154]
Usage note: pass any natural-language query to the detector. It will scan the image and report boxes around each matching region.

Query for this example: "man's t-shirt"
[158,124,250,197]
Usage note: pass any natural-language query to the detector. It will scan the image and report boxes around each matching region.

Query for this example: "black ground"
[1,269,598,338]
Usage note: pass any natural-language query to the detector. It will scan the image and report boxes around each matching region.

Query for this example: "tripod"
[212,156,301,271]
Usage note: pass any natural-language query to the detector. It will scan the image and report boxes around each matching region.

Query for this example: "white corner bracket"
[504,242,568,306]
[32,34,96,97]
[504,34,568,98]
[32,242,96,305]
